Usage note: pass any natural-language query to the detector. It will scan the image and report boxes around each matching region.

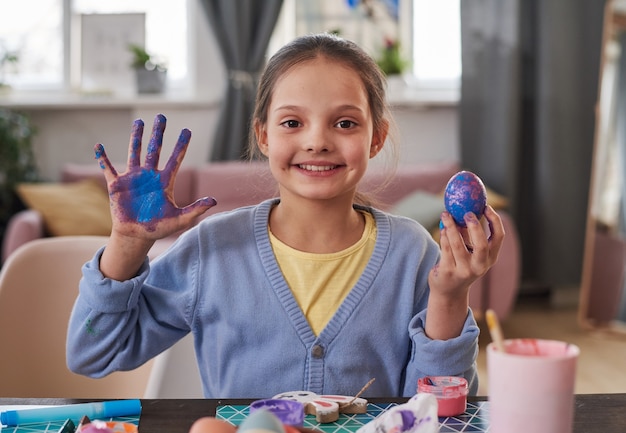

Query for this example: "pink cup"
[487,338,579,433]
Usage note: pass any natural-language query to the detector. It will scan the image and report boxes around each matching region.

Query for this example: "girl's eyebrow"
[274,104,365,113]
[334,104,366,113]
[274,104,302,112]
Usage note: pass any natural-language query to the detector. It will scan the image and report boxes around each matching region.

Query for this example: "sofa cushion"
[390,190,445,229]
[16,179,112,236]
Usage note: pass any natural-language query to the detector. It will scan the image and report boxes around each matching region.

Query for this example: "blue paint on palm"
[129,169,167,223]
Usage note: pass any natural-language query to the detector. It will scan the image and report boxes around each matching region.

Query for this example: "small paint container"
[78,421,138,433]
[417,376,468,417]
[249,399,305,426]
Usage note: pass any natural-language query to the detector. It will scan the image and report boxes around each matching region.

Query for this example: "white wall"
[391,105,459,164]
[19,105,220,181]
[19,103,458,182]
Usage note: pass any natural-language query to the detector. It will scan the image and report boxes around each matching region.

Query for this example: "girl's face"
[256,56,386,204]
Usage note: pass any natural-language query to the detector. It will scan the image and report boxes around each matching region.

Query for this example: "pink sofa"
[1,160,521,320]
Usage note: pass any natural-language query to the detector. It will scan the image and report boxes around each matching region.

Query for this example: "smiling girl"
[67,33,504,398]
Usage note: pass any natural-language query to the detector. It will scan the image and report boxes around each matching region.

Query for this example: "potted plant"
[376,37,409,92]
[376,38,408,75]
[0,109,38,255]
[128,44,167,94]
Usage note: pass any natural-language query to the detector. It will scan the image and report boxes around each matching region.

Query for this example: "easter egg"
[443,171,487,227]
[188,417,237,433]
[238,410,286,433]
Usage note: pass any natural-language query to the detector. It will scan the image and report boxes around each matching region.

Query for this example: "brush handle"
[486,309,506,352]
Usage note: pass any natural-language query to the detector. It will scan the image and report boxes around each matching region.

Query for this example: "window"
[403,0,461,88]
[0,0,460,98]
[289,0,461,91]
[0,0,63,89]
[0,0,187,91]
[73,0,187,83]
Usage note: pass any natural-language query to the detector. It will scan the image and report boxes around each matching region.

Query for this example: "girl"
[67,33,504,398]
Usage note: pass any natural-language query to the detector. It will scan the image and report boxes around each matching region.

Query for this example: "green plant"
[376,37,409,76]
[0,109,38,251]
[128,44,167,71]
[0,48,19,87]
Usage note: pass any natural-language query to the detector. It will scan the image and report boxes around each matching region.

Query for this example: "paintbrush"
[486,309,506,352]
[339,377,376,411]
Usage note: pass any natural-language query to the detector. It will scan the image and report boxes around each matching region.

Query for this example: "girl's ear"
[370,120,389,158]
[255,122,269,156]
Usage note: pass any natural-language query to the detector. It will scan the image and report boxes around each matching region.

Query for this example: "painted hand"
[95,114,217,240]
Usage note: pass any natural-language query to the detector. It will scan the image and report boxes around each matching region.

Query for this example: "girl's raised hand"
[425,205,504,340]
[425,206,504,340]
[96,114,217,241]
[429,206,505,298]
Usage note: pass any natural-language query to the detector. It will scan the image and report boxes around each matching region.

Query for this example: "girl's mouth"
[297,164,338,172]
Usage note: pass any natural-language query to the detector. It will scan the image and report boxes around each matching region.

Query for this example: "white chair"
[0,236,154,398]
[143,334,204,398]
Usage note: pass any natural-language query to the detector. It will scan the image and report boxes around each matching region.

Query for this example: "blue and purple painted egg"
[443,171,487,227]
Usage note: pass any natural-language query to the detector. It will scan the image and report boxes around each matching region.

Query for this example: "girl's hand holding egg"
[432,169,504,291]
[427,169,504,340]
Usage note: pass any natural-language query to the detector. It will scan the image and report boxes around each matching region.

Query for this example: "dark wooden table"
[1,395,625,433]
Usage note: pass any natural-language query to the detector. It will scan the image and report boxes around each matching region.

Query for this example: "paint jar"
[417,376,468,417]
[79,421,138,433]
[249,399,305,426]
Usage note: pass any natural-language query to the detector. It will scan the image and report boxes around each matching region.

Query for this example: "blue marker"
[0,399,141,426]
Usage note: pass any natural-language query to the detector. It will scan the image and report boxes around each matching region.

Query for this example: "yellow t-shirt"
[269,211,377,336]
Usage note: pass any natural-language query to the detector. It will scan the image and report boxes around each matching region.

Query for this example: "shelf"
[0,90,220,111]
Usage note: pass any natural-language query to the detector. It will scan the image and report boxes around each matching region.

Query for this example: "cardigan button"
[311,345,325,358]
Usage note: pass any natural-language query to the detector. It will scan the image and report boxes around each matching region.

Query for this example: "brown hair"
[247,33,398,205]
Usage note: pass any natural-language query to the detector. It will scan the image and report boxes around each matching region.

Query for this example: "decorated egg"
[188,417,237,433]
[443,171,487,227]
[238,410,286,433]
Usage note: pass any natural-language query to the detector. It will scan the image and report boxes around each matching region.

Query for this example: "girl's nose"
[305,126,331,153]
[307,143,329,153]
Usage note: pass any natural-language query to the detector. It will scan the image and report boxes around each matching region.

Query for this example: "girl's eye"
[281,120,301,128]
[336,120,356,129]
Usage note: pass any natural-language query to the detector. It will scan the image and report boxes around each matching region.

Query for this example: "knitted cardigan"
[67,199,479,397]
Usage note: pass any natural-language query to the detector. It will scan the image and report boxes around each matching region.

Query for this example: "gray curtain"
[460,0,606,290]
[199,0,284,161]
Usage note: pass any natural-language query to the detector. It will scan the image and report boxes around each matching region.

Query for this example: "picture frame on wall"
[79,13,145,95]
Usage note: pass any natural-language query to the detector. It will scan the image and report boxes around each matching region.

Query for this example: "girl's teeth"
[300,165,335,171]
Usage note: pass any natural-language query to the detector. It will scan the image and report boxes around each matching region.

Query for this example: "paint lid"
[417,376,468,399]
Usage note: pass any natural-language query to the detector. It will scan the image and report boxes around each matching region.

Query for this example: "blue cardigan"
[67,199,480,398]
